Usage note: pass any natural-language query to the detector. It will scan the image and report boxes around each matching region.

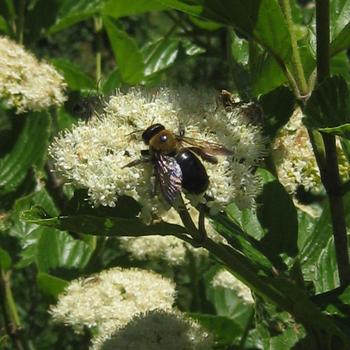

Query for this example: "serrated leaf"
[48,0,103,33]
[314,236,340,293]
[52,58,95,91]
[37,228,92,272]
[101,0,168,18]
[259,86,295,139]
[104,17,145,84]
[21,206,187,237]
[0,112,50,195]
[300,192,350,282]
[257,169,298,258]
[0,247,12,270]
[304,75,350,129]
[160,0,292,61]
[36,272,68,298]
[10,189,59,268]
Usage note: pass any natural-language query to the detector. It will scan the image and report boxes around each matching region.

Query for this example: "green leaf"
[102,69,122,94]
[304,75,350,129]
[36,272,68,298]
[251,53,286,96]
[330,0,350,41]
[37,228,93,272]
[314,236,340,293]
[259,86,295,139]
[300,192,350,282]
[48,0,103,33]
[104,17,145,84]
[0,112,51,195]
[143,38,180,78]
[256,169,298,258]
[0,15,9,34]
[331,22,350,55]
[189,313,245,346]
[318,124,350,140]
[21,206,187,237]
[0,247,12,270]
[101,0,168,18]
[26,0,61,40]
[312,285,350,318]
[52,58,95,91]
[211,212,275,273]
[9,189,58,268]
[161,0,292,61]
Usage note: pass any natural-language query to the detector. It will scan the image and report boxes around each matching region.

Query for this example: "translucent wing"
[177,135,233,163]
[155,153,183,204]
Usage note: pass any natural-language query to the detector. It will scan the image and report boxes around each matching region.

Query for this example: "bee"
[124,123,232,204]
[220,90,264,126]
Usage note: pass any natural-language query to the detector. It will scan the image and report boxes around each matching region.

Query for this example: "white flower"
[0,36,66,113]
[50,88,265,221]
[273,109,350,193]
[212,269,254,304]
[97,310,213,350]
[50,267,176,345]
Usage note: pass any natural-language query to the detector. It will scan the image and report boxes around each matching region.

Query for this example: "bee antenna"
[126,128,143,136]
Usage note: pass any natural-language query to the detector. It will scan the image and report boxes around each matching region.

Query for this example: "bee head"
[142,123,165,145]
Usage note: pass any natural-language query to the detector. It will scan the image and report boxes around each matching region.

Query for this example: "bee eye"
[160,135,168,142]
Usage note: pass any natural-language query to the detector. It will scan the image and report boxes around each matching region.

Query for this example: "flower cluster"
[0,36,66,113]
[99,310,213,350]
[273,109,350,193]
[50,267,175,347]
[50,88,265,221]
[212,268,254,304]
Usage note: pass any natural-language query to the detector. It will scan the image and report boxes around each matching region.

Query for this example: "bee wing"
[177,135,233,163]
[155,153,183,204]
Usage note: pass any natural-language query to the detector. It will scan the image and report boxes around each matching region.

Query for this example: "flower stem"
[314,0,350,284]
[0,269,26,350]
[94,17,103,87]
[16,0,26,44]
[279,0,309,96]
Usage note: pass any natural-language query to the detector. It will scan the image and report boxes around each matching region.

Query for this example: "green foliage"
[1,0,350,349]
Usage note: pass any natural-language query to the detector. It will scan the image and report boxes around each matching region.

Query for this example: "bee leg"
[178,122,185,137]
[122,158,149,168]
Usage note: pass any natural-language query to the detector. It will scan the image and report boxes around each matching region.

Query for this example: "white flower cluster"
[99,310,213,350]
[50,88,265,221]
[50,267,175,347]
[0,36,66,113]
[50,267,213,349]
[212,269,254,304]
[273,109,350,193]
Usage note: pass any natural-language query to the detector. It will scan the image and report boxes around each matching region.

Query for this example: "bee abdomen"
[175,149,209,194]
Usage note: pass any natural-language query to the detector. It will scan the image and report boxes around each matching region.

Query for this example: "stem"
[0,269,25,350]
[315,0,350,284]
[16,0,26,44]
[94,17,103,87]
[279,0,309,96]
